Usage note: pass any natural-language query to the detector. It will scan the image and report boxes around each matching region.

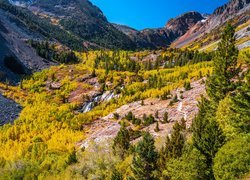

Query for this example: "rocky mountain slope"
[81,79,206,148]
[1,0,135,50]
[1,0,249,52]
[113,0,250,50]
[172,0,250,48]
[0,10,57,84]
[113,11,204,49]
[0,93,21,125]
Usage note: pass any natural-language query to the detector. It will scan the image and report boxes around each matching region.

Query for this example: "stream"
[80,91,119,113]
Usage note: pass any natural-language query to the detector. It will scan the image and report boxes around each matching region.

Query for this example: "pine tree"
[154,122,160,132]
[184,81,191,91]
[158,136,171,171]
[206,24,239,103]
[180,118,186,130]
[192,97,225,179]
[155,110,159,119]
[228,71,250,133]
[111,169,123,180]
[113,126,130,159]
[163,112,169,124]
[132,132,158,180]
[67,148,78,165]
[158,121,185,173]
[170,122,185,158]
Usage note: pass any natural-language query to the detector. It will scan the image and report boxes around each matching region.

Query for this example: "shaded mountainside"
[0,93,21,125]
[1,0,136,50]
[0,12,56,84]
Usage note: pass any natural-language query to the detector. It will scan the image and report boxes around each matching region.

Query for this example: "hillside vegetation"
[0,25,249,179]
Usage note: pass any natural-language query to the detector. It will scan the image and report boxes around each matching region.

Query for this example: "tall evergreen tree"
[192,97,225,179]
[163,112,169,123]
[132,132,158,180]
[158,121,185,171]
[206,24,239,103]
[112,126,130,159]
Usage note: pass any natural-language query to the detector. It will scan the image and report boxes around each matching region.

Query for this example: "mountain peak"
[213,0,250,15]
[165,11,204,30]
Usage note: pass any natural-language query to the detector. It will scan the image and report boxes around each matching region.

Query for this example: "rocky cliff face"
[172,0,250,48]
[165,11,204,37]
[114,11,204,49]
[114,0,250,49]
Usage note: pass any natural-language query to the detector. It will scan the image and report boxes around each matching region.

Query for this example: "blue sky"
[90,0,229,30]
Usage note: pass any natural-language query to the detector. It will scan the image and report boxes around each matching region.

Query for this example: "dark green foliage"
[91,69,96,77]
[28,40,79,64]
[132,132,158,180]
[169,94,178,106]
[162,48,212,69]
[154,122,160,132]
[162,112,169,124]
[128,129,142,141]
[180,118,186,130]
[125,111,142,126]
[158,121,186,174]
[111,169,123,180]
[132,118,142,126]
[165,147,208,179]
[213,135,250,180]
[192,97,225,179]
[184,81,191,91]
[155,110,159,119]
[94,51,141,72]
[113,126,130,159]
[143,114,155,126]
[0,1,83,50]
[67,148,77,165]
[113,113,120,120]
[125,111,134,121]
[161,90,171,100]
[161,122,185,158]
[148,75,164,89]
[206,24,239,103]
[230,73,250,133]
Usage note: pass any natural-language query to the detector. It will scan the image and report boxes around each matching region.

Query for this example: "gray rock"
[0,93,21,126]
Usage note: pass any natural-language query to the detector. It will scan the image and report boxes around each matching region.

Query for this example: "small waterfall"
[81,102,94,113]
[80,91,120,113]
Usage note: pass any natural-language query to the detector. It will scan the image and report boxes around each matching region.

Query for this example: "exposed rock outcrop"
[0,93,21,125]
[113,11,204,49]
[172,0,250,48]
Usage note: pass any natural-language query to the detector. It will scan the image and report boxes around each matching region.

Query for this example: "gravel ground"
[0,93,21,125]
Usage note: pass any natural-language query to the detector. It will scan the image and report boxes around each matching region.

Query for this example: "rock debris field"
[80,79,206,148]
[0,93,21,125]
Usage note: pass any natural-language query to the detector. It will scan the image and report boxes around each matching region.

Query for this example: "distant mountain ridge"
[1,0,249,50]
[172,0,250,48]
[113,11,204,49]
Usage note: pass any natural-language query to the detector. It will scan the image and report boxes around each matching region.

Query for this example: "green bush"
[213,135,250,180]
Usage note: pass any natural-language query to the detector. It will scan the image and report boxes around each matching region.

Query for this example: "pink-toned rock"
[80,79,206,148]
[50,82,61,90]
